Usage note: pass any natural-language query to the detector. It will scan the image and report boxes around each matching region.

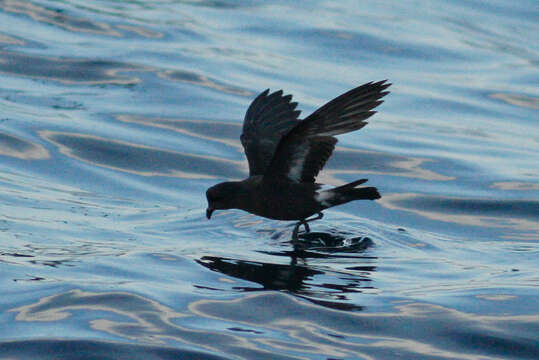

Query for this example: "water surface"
[0,0,538,359]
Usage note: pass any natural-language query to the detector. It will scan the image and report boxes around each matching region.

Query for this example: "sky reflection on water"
[0,0,537,359]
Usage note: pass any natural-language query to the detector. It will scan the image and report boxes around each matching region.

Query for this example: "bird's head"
[205,181,242,219]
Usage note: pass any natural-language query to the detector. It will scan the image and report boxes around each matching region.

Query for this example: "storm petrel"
[206,80,390,240]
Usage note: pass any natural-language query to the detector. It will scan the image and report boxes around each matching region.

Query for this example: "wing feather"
[241,89,301,176]
[265,80,391,182]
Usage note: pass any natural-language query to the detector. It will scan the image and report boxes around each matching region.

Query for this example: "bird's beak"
[206,207,214,219]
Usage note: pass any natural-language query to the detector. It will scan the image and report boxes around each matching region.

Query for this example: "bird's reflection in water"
[293,231,374,253]
[197,232,376,311]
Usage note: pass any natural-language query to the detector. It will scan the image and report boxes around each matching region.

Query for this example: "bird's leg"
[292,221,306,253]
[292,212,324,243]
[304,212,324,229]
[292,221,302,243]
[293,219,311,240]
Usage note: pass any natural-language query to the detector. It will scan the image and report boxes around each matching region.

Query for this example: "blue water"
[0,0,538,359]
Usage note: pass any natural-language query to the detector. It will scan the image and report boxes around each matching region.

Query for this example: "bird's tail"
[317,179,380,208]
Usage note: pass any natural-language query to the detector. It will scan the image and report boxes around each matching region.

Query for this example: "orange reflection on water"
[0,32,25,45]
[10,289,284,357]
[379,193,539,240]
[41,130,244,179]
[116,24,164,39]
[492,182,539,191]
[117,115,243,151]
[158,70,253,97]
[191,292,535,359]
[0,132,49,160]
[117,114,452,184]
[326,147,453,182]
[1,0,120,36]
[0,51,143,85]
[490,93,539,110]
[9,288,536,359]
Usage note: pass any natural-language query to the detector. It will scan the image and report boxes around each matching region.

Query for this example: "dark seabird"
[206,80,391,240]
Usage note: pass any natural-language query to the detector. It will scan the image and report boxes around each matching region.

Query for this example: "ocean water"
[0,0,538,359]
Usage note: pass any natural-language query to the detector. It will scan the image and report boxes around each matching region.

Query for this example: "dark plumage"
[206,80,391,239]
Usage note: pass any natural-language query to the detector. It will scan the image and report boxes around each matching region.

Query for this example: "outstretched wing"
[241,89,301,176]
[265,80,391,182]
